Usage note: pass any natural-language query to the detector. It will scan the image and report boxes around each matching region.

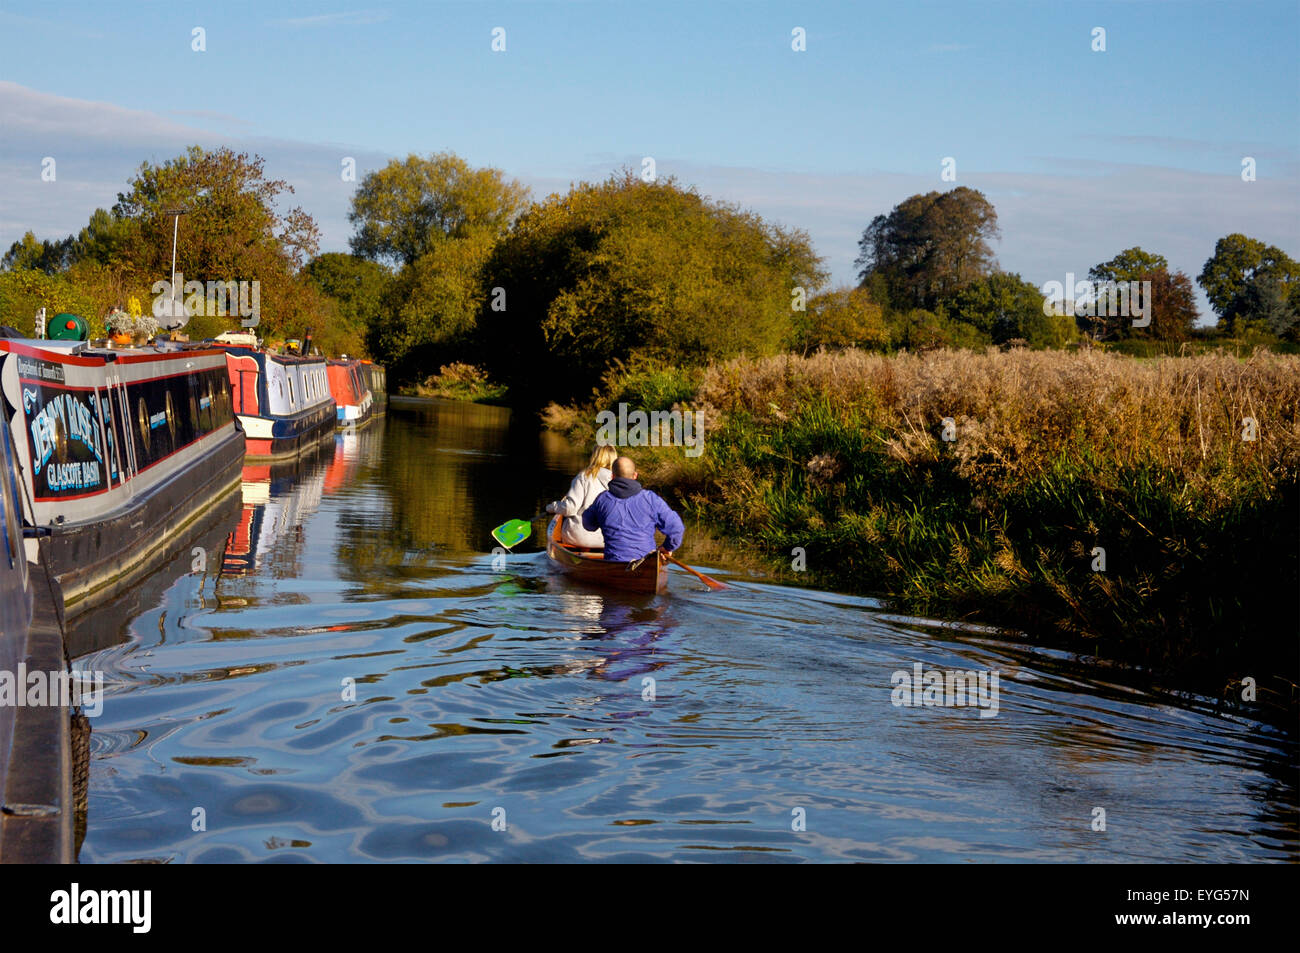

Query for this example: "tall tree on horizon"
[1198,233,1299,335]
[347,152,530,268]
[855,187,1000,310]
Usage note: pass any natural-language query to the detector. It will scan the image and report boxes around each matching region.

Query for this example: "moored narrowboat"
[326,358,374,427]
[0,334,245,609]
[220,344,336,459]
[359,361,387,415]
[222,445,329,577]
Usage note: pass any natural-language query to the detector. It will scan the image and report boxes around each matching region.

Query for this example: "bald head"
[612,456,638,479]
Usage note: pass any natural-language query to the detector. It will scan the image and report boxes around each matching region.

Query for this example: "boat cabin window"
[137,397,151,452]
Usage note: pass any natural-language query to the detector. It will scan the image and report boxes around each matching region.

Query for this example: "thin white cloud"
[0,10,105,39]
[166,109,256,129]
[273,10,390,28]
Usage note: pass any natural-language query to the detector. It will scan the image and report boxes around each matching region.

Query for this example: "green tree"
[1240,273,1300,340]
[346,153,528,376]
[68,208,137,267]
[948,271,1068,346]
[480,171,826,402]
[0,268,97,335]
[798,286,890,353]
[1090,247,1168,284]
[855,187,1000,310]
[893,308,988,350]
[348,152,530,268]
[1,231,75,273]
[304,253,392,355]
[372,233,495,379]
[1198,234,1299,333]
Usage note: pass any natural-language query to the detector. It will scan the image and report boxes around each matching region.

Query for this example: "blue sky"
[1,0,1297,319]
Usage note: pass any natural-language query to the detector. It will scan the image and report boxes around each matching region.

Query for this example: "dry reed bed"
[696,348,1300,494]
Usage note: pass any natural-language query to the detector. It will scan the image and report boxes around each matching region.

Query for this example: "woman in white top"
[546,444,617,548]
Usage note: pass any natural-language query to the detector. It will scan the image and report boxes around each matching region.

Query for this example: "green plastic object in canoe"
[491,518,533,550]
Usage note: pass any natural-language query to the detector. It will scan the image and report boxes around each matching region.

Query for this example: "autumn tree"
[1144,269,1199,342]
[110,146,321,339]
[480,171,826,402]
[855,187,1000,310]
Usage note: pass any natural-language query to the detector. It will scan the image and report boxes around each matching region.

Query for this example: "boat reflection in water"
[221,443,329,580]
[59,484,243,857]
[221,421,386,581]
[547,588,672,684]
[64,486,242,660]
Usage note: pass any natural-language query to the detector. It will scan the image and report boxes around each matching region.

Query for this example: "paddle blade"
[491,518,532,550]
[665,554,728,590]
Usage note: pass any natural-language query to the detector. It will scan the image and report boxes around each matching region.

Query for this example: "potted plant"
[105,309,133,345]
[132,314,161,346]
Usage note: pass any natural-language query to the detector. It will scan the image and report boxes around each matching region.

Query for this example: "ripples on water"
[77,402,1298,863]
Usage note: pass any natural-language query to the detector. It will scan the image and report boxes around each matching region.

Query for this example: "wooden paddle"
[663,552,729,591]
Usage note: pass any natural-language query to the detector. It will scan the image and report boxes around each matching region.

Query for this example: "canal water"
[77,400,1298,862]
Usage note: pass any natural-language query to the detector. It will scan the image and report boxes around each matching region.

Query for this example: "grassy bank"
[550,348,1300,713]
[399,362,508,403]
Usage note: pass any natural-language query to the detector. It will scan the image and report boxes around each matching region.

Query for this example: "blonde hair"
[584,444,618,479]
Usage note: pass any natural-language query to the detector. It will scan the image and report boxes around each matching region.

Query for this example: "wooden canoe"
[546,516,667,594]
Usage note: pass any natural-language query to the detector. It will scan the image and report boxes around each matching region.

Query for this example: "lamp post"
[164,207,187,321]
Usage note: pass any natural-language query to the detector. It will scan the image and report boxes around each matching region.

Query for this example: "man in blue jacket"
[582,455,684,562]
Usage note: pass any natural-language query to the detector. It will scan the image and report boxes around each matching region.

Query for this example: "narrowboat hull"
[0,405,34,846]
[236,402,337,459]
[545,516,667,594]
